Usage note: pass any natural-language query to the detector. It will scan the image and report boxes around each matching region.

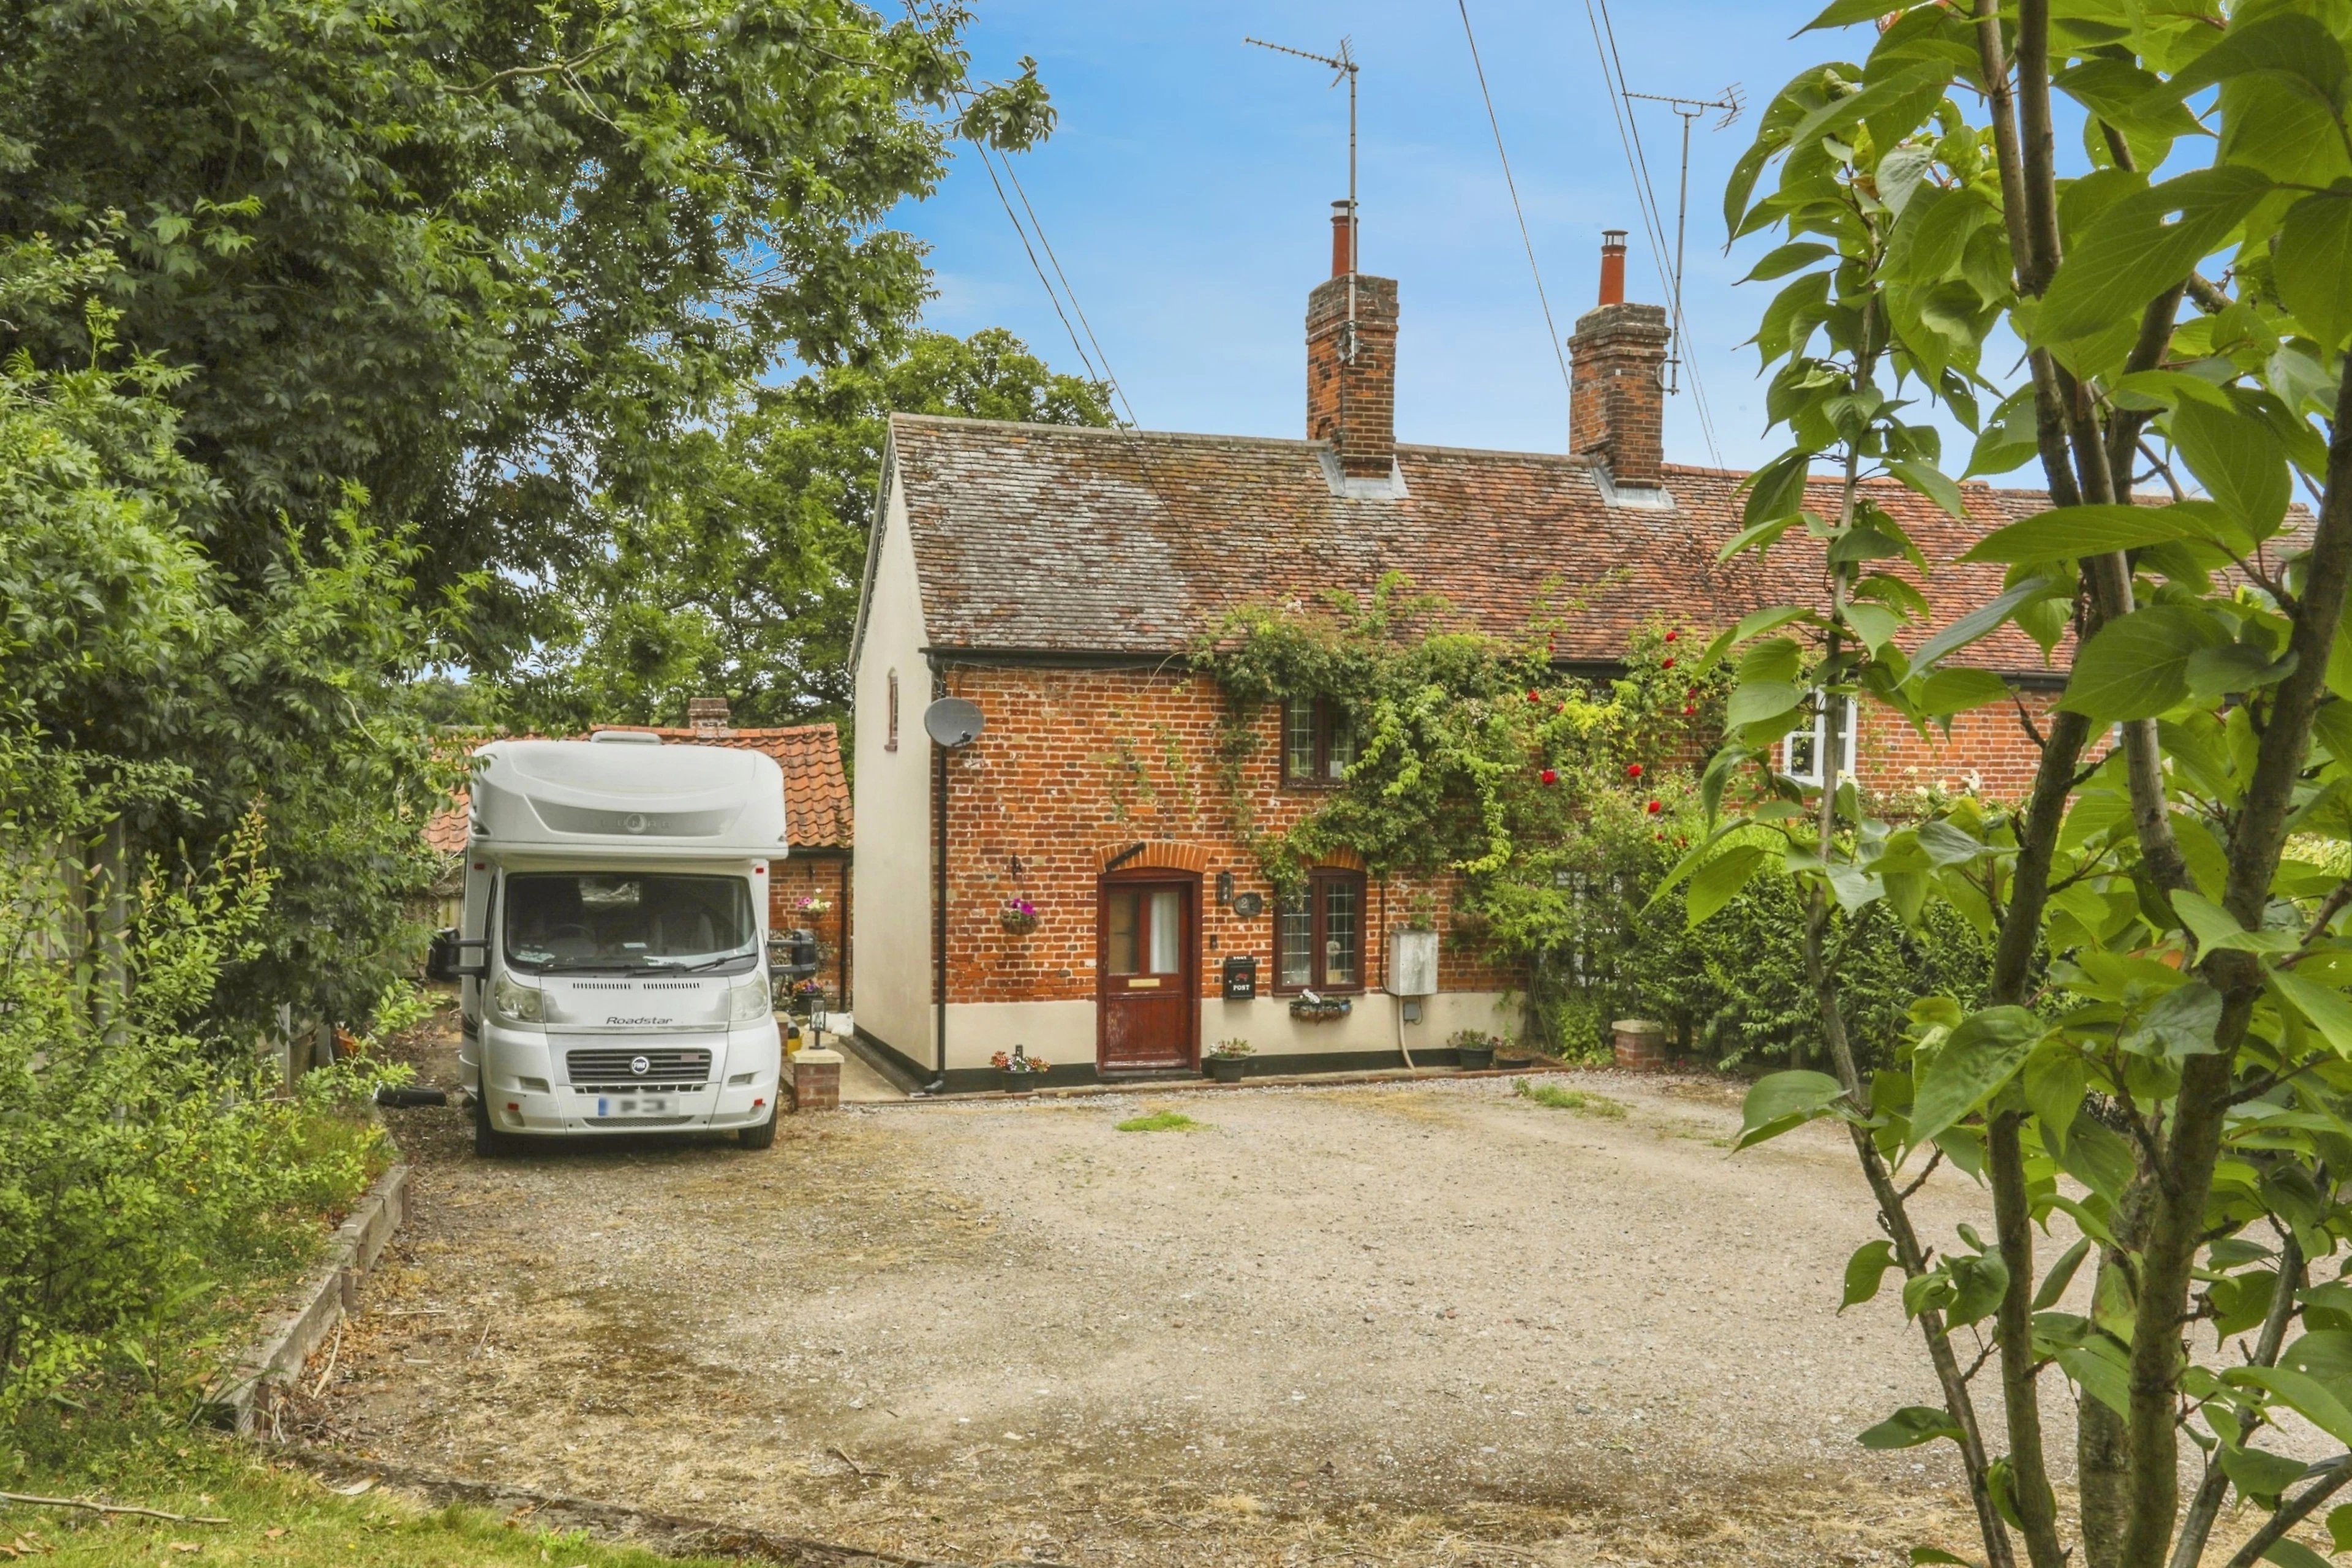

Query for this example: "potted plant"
[991,1046,1050,1092]
[795,891,833,918]
[1000,896,1039,935]
[1206,1038,1254,1084]
[1450,1028,1501,1071]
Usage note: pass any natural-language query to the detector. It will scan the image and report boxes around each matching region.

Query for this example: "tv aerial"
[1624,85,1742,394]
[1247,33,1362,360]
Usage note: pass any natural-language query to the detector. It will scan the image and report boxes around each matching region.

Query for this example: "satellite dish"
[924,697,986,748]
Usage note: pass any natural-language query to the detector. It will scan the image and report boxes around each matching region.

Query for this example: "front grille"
[565,1047,712,1088]
[585,1115,694,1128]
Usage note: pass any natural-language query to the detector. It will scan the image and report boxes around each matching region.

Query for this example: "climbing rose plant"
[1684,1,2352,1565]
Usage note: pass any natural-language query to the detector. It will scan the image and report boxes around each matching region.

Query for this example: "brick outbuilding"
[848,209,2078,1093]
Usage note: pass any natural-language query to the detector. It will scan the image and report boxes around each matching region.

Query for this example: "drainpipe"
[929,739,949,1095]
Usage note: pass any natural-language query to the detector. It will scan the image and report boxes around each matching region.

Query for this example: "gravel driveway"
[301,1012,2019,1566]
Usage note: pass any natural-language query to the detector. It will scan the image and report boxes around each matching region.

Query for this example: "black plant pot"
[1455,1046,1495,1071]
[1208,1057,1248,1085]
[1001,1069,1044,1093]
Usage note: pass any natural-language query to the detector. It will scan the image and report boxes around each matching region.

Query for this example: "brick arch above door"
[1095,840,1213,875]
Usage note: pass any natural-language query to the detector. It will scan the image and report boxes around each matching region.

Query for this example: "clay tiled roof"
[595,724,853,851]
[886,415,2071,677]
[424,794,470,856]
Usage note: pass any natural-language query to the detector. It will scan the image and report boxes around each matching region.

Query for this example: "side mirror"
[428,929,489,982]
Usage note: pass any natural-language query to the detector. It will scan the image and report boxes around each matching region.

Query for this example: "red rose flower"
[1683,704,1696,715]
[1540,768,1559,786]
[1527,689,1541,703]
[1626,763,1643,778]
[1664,631,1678,642]
[1646,799,1662,815]
[1662,657,1676,669]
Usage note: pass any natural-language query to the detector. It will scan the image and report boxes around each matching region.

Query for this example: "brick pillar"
[1612,1018,1667,1074]
[790,1048,842,1112]
[1569,302,1671,488]
[1305,219,1401,480]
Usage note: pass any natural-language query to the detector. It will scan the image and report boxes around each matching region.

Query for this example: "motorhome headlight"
[491,973,544,1025]
[728,974,771,1022]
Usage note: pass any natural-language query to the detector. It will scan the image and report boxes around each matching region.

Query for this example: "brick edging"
[203,1162,411,1434]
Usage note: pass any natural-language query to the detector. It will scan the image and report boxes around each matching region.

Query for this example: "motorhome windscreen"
[502,873,757,973]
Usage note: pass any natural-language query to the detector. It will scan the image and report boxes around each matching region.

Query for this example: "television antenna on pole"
[1246,34,1360,360]
[1623,86,1741,394]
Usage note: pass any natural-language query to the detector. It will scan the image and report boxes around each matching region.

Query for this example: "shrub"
[0,739,403,1431]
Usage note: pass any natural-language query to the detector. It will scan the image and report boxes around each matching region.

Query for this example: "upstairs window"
[886,670,900,752]
[1274,869,1366,993]
[1281,698,1357,786]
[1783,696,1860,785]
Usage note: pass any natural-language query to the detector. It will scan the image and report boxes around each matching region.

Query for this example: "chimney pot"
[1329,200,1357,279]
[1599,230,1628,306]
[687,696,731,733]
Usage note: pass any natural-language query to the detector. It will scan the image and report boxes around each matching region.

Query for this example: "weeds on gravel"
[0,1433,733,1567]
[1115,1110,1204,1133]
[1512,1079,1625,1118]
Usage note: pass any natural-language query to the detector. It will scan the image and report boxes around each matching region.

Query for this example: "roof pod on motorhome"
[466,739,788,854]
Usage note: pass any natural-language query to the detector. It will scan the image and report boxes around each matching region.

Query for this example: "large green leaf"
[2277,189,2352,351]
[2271,968,2352,1057]
[1736,1069,1850,1150]
[1912,576,2062,674]
[2057,606,2230,722]
[2174,891,2299,955]
[1687,843,1774,927]
[1911,1006,2043,1147]
[1857,1405,1965,1449]
[2162,11,2349,108]
[1842,1238,1900,1310]
[2037,165,2274,346]
[1962,502,2205,563]
[2170,398,2291,538]
[1727,680,1805,731]
[1919,668,2011,717]
[2227,1365,2352,1448]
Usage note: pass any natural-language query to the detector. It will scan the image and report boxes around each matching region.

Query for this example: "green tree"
[0,0,1052,663]
[1699,2,2352,1564]
[510,326,1114,729]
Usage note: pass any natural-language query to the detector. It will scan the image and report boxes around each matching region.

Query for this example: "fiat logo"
[630,1055,650,1076]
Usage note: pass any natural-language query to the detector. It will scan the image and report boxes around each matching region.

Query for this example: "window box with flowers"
[1000,897,1039,936]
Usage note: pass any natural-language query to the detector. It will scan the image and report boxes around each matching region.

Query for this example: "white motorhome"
[429,734,792,1154]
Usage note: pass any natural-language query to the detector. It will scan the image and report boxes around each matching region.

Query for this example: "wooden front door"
[1097,876,1198,1071]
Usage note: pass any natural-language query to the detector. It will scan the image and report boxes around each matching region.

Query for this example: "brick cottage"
[848,215,2074,1093]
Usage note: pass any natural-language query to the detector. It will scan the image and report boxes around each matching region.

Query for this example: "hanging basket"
[1000,910,1039,936]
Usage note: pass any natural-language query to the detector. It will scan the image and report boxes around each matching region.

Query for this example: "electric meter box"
[1387,929,1438,998]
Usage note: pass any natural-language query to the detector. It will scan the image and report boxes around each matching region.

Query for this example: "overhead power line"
[1575,0,1726,469]
[1454,0,1574,412]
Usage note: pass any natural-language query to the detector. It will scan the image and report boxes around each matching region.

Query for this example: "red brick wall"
[927,668,2081,1011]
[1853,689,2090,803]
[934,667,1516,1008]
[771,853,852,1008]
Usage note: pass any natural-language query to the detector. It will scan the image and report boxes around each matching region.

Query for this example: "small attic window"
[886,670,900,752]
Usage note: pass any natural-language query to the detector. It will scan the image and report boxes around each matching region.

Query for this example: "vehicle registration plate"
[595,1095,669,1117]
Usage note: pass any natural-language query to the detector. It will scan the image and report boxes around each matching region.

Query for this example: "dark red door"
[1097,876,1197,1071]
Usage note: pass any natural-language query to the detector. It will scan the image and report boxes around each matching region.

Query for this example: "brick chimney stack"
[688,696,731,735]
[1568,230,1670,488]
[1306,200,1400,480]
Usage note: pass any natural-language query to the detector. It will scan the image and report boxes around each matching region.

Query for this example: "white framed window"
[1782,696,1860,785]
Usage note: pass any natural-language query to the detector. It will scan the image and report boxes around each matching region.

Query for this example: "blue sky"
[895,1,1857,472]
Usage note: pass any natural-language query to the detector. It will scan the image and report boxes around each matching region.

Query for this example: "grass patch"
[1115,1109,1204,1133]
[1513,1078,1627,1118]
[0,1435,740,1567]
